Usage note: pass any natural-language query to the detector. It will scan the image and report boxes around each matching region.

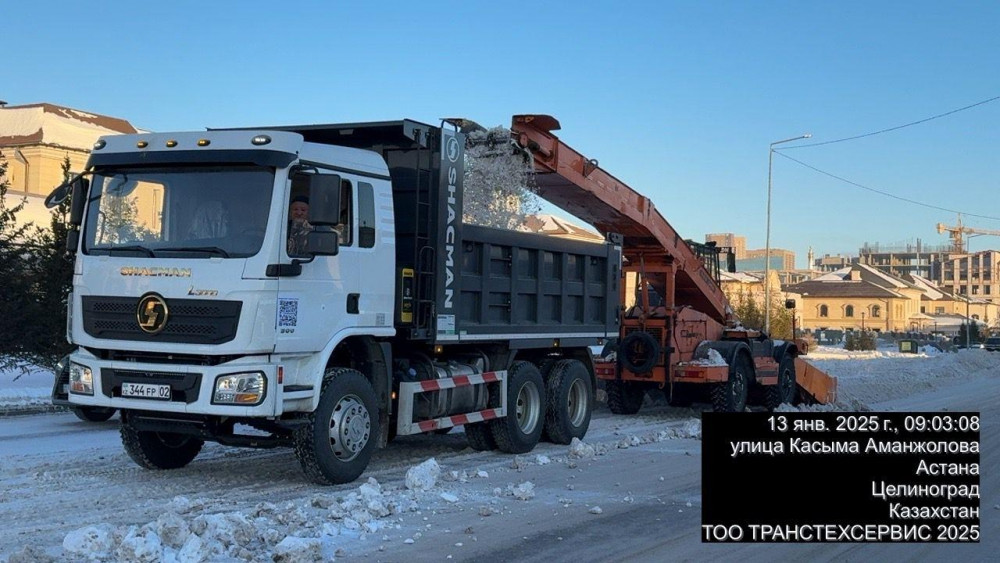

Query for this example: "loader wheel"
[464,422,497,451]
[294,368,380,485]
[620,332,660,374]
[120,413,203,470]
[543,360,592,444]
[606,380,645,415]
[489,361,545,454]
[711,354,750,412]
[72,406,117,422]
[764,355,797,410]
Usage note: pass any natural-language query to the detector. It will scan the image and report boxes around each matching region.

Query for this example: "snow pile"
[405,458,441,491]
[803,347,999,408]
[568,438,596,459]
[919,345,942,357]
[58,473,429,561]
[0,364,55,409]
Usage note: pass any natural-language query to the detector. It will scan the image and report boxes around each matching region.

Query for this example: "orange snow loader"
[510,114,837,412]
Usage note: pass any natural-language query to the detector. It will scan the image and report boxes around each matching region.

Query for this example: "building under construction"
[860,239,1000,306]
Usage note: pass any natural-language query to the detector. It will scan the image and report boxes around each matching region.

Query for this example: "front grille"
[82,296,242,345]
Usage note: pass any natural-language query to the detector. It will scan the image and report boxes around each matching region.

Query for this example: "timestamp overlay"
[702,412,980,543]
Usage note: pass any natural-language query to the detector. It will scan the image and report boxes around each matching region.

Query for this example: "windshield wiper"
[156,246,231,258]
[104,245,155,257]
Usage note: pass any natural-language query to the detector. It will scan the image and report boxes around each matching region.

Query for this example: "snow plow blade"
[794,357,838,404]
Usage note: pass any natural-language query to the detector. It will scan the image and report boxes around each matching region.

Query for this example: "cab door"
[275,175,360,353]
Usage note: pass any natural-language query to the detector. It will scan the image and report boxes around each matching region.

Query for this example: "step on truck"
[509,115,837,413]
[47,119,620,484]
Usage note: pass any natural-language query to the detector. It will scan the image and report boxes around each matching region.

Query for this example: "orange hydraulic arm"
[511,114,731,325]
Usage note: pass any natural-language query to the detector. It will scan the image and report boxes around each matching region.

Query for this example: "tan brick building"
[0,102,139,228]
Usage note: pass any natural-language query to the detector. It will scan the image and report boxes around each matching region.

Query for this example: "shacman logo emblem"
[136,294,169,334]
[446,137,460,163]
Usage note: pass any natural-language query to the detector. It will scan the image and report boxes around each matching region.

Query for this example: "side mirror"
[45,176,89,227]
[785,299,796,309]
[305,174,342,226]
[306,228,339,256]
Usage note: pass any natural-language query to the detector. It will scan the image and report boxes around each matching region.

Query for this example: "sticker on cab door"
[278,298,298,330]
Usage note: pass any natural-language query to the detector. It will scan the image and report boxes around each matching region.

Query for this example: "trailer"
[509,115,837,412]
[48,119,618,484]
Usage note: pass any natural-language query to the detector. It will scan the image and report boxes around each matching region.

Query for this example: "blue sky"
[6,1,999,267]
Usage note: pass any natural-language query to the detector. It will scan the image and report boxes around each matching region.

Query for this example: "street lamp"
[861,311,866,332]
[764,133,811,334]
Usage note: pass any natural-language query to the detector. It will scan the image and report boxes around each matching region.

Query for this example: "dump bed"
[258,119,620,346]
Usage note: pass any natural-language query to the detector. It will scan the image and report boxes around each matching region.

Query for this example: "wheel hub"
[329,395,371,461]
[515,382,540,434]
[567,379,588,427]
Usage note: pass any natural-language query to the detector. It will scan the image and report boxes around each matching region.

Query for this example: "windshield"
[83,165,275,258]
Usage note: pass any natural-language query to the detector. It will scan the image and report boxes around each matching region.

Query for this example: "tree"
[0,151,40,370]
[724,284,794,339]
[463,126,541,230]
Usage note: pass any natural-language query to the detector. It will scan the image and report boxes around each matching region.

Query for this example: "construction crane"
[936,215,1000,253]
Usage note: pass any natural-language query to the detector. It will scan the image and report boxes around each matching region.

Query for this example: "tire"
[464,422,497,451]
[120,412,203,470]
[764,355,797,410]
[294,368,380,485]
[606,380,645,415]
[543,360,592,444]
[620,332,660,374]
[489,361,546,454]
[711,354,751,412]
[72,406,116,422]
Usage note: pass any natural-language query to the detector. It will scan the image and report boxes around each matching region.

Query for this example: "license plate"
[121,382,171,400]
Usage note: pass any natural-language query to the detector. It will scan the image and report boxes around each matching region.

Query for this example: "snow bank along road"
[0,347,996,561]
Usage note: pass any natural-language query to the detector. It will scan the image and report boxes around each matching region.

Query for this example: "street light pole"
[861,311,866,332]
[764,133,811,334]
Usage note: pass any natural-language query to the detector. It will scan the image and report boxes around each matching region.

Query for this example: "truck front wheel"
[711,354,750,412]
[764,355,797,410]
[294,368,380,485]
[544,360,592,444]
[606,380,644,414]
[120,413,203,470]
[489,361,546,454]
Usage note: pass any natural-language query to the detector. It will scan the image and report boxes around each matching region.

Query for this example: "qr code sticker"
[278,298,298,327]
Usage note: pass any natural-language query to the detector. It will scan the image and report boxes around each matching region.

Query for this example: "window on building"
[986,286,992,295]
[872,305,881,318]
[819,304,829,318]
[935,306,945,314]
[959,286,966,294]
[845,305,854,317]
[920,306,926,313]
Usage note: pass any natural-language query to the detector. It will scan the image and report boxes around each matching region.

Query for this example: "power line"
[782,94,1000,149]
[774,151,1000,221]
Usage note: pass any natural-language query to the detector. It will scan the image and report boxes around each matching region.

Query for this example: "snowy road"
[0,348,996,561]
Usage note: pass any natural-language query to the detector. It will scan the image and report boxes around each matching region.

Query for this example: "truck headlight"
[213,372,266,405]
[69,363,93,395]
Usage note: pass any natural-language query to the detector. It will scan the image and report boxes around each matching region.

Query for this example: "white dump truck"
[48,119,619,484]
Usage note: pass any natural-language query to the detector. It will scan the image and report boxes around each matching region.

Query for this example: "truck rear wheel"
[764,355,797,410]
[120,413,203,470]
[72,406,117,423]
[489,361,545,454]
[606,380,644,414]
[294,368,380,485]
[543,360,592,444]
[711,354,750,412]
